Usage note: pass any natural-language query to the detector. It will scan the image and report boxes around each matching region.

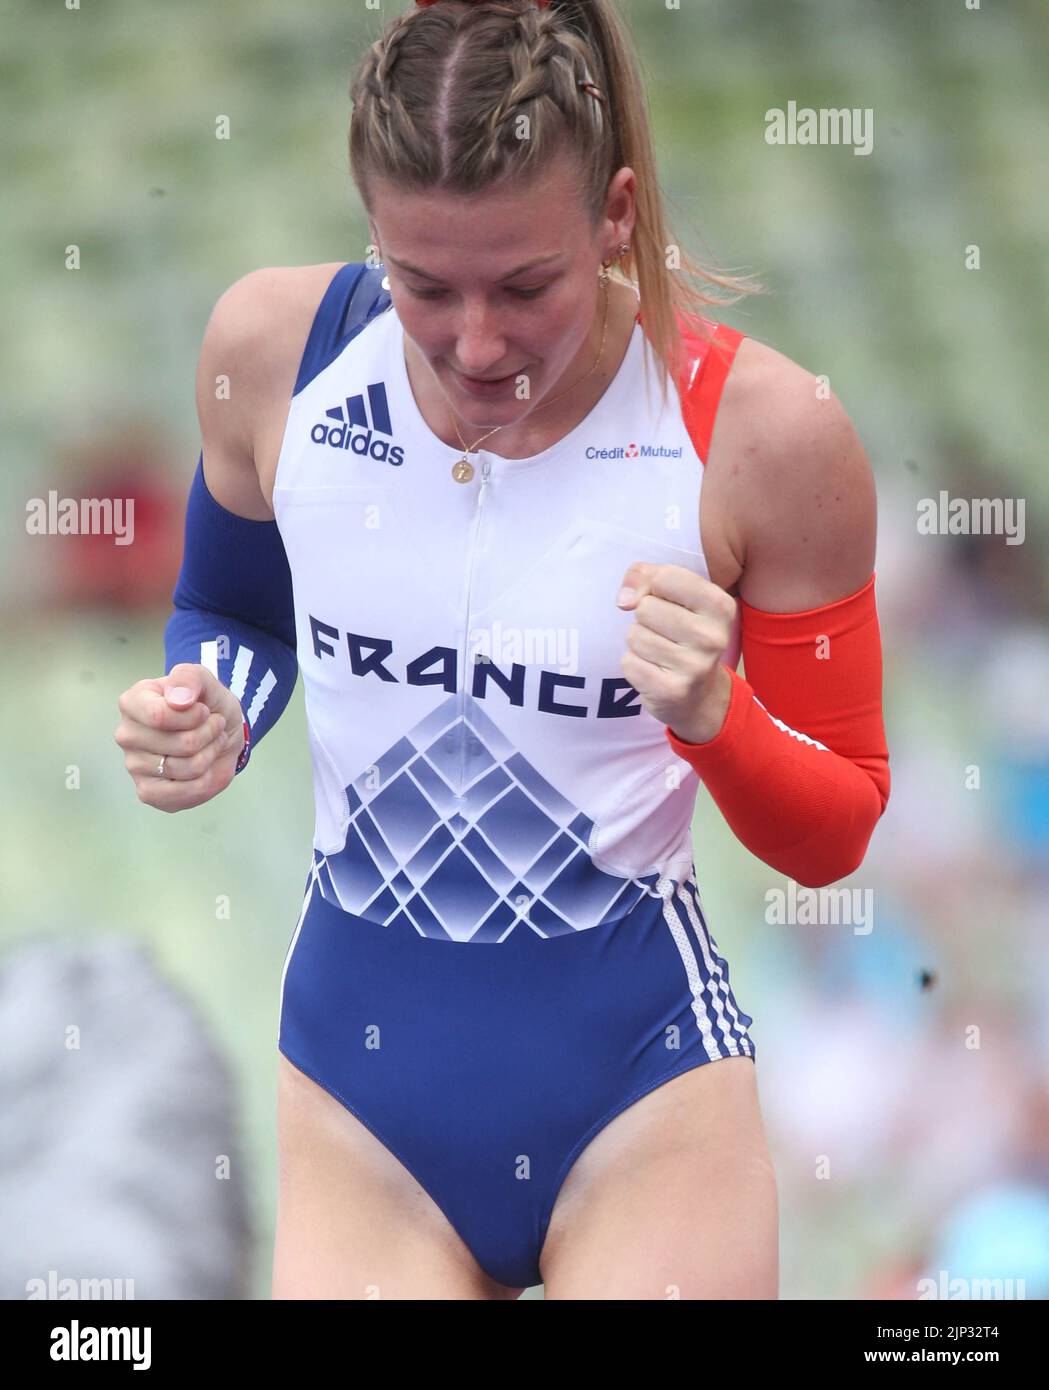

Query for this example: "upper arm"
[711,339,878,613]
[194,268,282,520]
[194,264,343,521]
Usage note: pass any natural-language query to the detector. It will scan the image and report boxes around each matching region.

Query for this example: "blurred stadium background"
[2,0,1047,1300]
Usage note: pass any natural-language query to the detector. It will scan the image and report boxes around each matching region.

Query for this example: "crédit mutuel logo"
[585,441,684,460]
[310,382,404,467]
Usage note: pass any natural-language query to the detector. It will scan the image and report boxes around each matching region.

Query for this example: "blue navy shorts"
[277,864,755,1290]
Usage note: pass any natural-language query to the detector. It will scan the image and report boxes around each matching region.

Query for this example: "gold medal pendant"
[452,457,475,483]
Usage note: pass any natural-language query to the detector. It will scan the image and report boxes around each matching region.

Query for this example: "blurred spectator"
[32,426,185,615]
[0,937,252,1299]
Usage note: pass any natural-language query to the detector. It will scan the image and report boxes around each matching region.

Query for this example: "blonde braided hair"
[350,0,765,405]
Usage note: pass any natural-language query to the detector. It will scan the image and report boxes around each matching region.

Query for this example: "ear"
[603,167,637,252]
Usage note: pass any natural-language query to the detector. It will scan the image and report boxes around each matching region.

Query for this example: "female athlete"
[114,0,889,1300]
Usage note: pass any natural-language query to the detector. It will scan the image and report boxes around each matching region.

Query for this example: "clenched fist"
[114,662,246,812]
[616,561,736,744]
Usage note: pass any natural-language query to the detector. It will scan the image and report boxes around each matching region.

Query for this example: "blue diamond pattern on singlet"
[312,692,663,942]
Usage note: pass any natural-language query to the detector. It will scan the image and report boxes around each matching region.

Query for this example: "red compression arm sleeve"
[665,572,890,887]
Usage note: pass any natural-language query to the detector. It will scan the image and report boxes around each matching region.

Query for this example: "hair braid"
[359,14,417,157]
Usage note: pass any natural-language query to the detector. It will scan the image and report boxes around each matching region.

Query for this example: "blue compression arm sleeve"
[163,453,298,773]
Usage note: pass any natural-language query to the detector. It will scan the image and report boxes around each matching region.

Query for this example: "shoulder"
[703,334,878,612]
[197,262,347,393]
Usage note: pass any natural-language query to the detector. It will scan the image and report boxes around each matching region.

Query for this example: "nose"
[453,298,509,375]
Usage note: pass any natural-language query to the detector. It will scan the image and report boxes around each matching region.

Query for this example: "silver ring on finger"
[156,754,167,779]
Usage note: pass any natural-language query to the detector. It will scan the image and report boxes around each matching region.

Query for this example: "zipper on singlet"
[457,455,491,796]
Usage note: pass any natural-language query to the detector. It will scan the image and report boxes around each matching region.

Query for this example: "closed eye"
[406,284,550,301]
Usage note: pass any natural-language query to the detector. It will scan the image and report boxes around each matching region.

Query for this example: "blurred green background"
[3,0,1048,1301]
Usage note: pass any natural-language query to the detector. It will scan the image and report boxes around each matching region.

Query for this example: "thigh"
[272,1054,524,1300]
[540,1056,779,1300]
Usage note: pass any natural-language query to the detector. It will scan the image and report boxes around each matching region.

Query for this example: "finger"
[646,564,727,611]
[163,662,209,709]
[627,566,737,624]
[624,621,683,671]
[133,756,235,812]
[620,645,668,697]
[616,561,661,609]
[115,710,228,757]
[119,680,211,729]
[621,647,691,705]
[656,567,737,623]
[630,592,698,642]
[163,663,232,723]
[626,624,721,697]
[129,729,234,783]
[120,684,214,735]
[633,601,733,659]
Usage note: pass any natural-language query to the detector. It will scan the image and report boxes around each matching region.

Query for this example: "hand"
[114,662,245,812]
[616,561,737,744]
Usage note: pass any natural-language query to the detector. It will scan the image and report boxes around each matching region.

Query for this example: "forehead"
[369,155,593,277]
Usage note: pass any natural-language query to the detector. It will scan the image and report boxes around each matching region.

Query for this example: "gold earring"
[600,242,630,284]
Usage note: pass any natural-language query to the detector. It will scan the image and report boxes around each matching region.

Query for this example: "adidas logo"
[310,382,405,466]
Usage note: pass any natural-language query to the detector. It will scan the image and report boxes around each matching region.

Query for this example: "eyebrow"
[385,252,565,283]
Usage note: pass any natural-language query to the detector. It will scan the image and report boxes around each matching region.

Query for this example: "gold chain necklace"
[447,268,612,483]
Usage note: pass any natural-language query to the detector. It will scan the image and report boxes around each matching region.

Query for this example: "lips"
[450,366,524,399]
